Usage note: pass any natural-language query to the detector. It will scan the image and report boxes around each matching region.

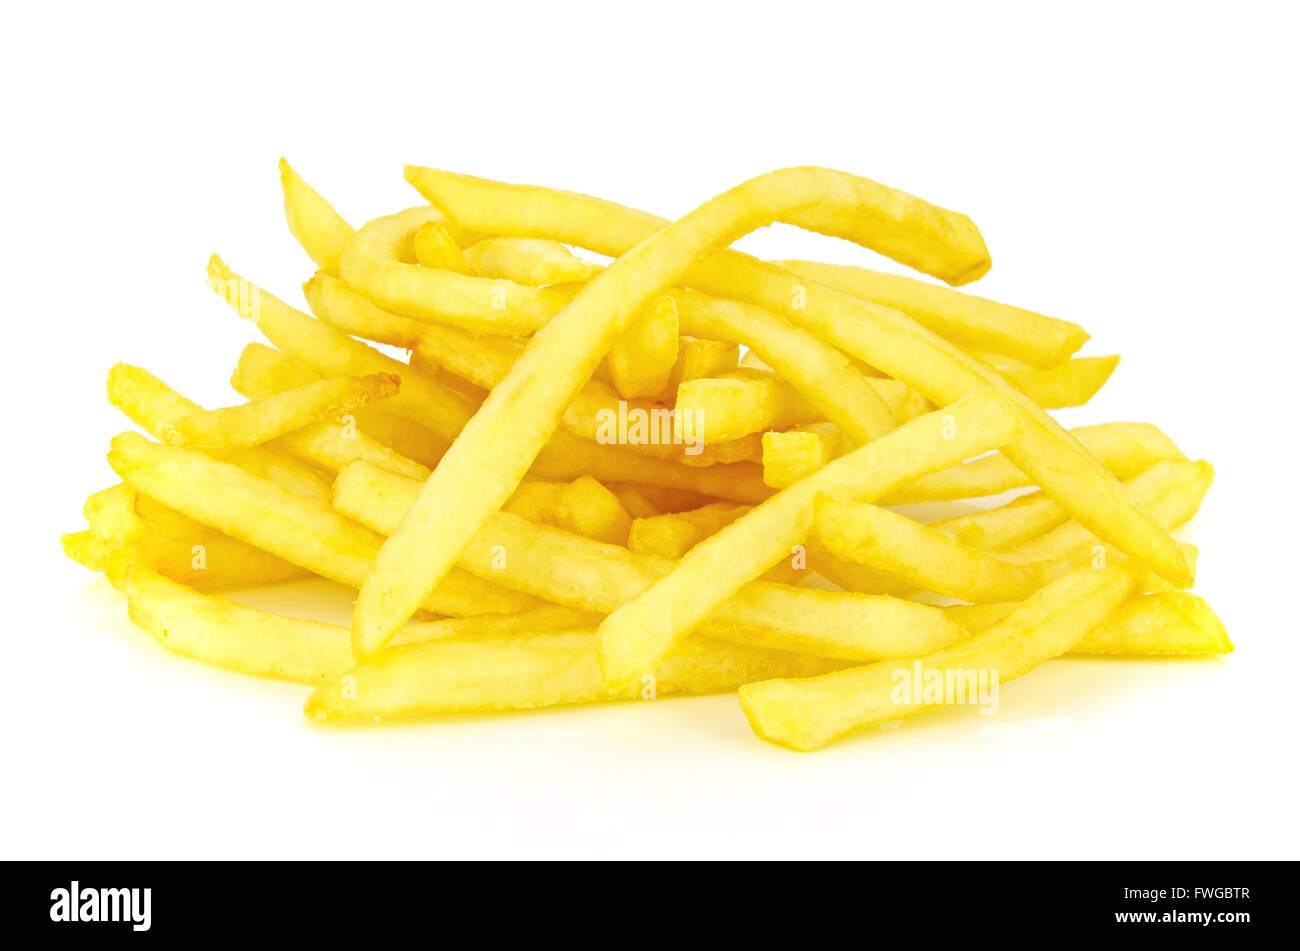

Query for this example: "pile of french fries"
[63,162,1227,751]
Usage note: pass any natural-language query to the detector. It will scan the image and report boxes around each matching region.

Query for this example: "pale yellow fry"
[762,423,847,489]
[303,633,844,722]
[279,158,353,277]
[412,220,469,272]
[405,170,1190,587]
[596,391,1021,686]
[463,236,602,284]
[998,355,1120,409]
[360,166,982,657]
[108,432,539,618]
[775,259,1088,368]
[676,370,823,442]
[335,460,966,663]
[62,530,114,574]
[815,458,1210,602]
[740,564,1137,751]
[946,592,1233,655]
[106,362,332,505]
[931,457,1201,550]
[208,255,477,444]
[882,421,1186,503]
[340,206,565,334]
[608,294,679,399]
[666,336,739,388]
[226,346,429,479]
[161,373,399,449]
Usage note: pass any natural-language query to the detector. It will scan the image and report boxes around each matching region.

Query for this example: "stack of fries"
[63,162,1227,751]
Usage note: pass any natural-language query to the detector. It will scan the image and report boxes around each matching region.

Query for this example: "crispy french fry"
[627,502,745,559]
[231,342,448,472]
[946,592,1232,655]
[161,373,399,449]
[279,158,353,277]
[303,633,845,722]
[930,458,1202,550]
[761,423,846,489]
[676,371,823,442]
[107,362,333,505]
[775,259,1088,369]
[608,294,679,399]
[335,460,967,663]
[340,206,566,334]
[62,530,113,574]
[595,391,1021,686]
[407,169,1190,588]
[108,432,539,618]
[740,564,1138,751]
[882,421,1186,503]
[666,336,740,388]
[463,236,601,285]
[412,220,469,272]
[998,355,1120,409]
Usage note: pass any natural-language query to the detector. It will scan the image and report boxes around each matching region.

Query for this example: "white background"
[3,1,1297,859]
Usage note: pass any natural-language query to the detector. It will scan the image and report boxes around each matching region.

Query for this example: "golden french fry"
[161,373,400,449]
[882,421,1186,503]
[761,423,846,489]
[666,336,739,388]
[775,259,1088,369]
[108,432,539,618]
[627,502,746,560]
[946,592,1232,656]
[998,355,1120,409]
[303,633,845,722]
[596,390,1021,686]
[107,362,333,505]
[340,206,566,334]
[463,236,602,285]
[231,342,448,472]
[676,370,823,442]
[607,294,679,399]
[412,220,469,272]
[407,169,1190,588]
[279,158,353,277]
[931,458,1202,550]
[740,564,1138,751]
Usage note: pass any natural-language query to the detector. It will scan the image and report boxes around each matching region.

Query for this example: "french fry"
[340,206,567,334]
[107,362,333,505]
[740,564,1138,751]
[407,169,1191,588]
[411,220,469,272]
[595,391,1021,686]
[761,423,846,489]
[506,476,633,545]
[675,371,823,442]
[626,502,745,559]
[946,592,1233,656]
[666,336,740,388]
[462,236,601,285]
[108,432,540,617]
[360,166,983,657]
[160,373,400,449]
[775,258,1089,368]
[334,460,968,663]
[231,342,449,472]
[279,158,353,277]
[607,293,679,399]
[304,633,845,722]
[930,458,1203,550]
[882,421,1186,503]
[998,355,1120,409]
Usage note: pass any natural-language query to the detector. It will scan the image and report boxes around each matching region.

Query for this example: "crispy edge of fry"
[739,564,1138,751]
[279,158,354,277]
[340,206,568,334]
[412,220,470,272]
[161,373,400,449]
[999,355,1120,409]
[775,259,1088,369]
